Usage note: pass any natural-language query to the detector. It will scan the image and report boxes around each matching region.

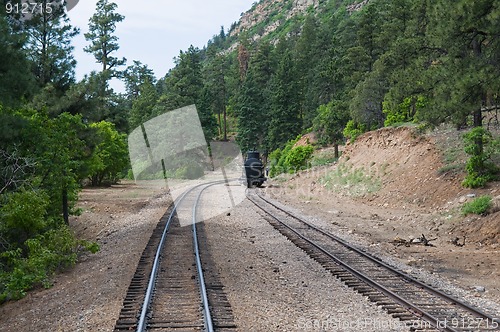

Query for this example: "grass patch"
[437,164,463,176]
[310,151,338,167]
[461,195,492,216]
[320,163,381,197]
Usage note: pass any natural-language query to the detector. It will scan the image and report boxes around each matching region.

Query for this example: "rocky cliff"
[229,0,320,39]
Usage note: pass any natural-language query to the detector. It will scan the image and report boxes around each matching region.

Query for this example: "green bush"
[0,190,100,303]
[462,127,499,188]
[88,121,129,186]
[461,196,493,216]
[285,146,314,169]
[0,190,50,246]
[0,226,80,302]
[383,96,425,127]
[343,120,366,142]
[268,136,315,177]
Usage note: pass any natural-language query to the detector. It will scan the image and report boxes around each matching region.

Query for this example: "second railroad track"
[248,189,499,332]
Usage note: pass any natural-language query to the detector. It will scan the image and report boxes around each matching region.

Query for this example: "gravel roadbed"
[199,185,409,331]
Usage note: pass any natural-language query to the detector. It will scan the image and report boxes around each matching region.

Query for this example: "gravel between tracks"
[199,184,408,331]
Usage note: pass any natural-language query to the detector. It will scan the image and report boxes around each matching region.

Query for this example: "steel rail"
[253,191,499,327]
[247,193,454,332]
[137,180,229,332]
[136,185,197,332]
[248,191,500,331]
[192,182,227,332]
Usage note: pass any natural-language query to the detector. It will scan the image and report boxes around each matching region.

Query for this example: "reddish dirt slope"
[341,126,464,210]
[340,126,499,244]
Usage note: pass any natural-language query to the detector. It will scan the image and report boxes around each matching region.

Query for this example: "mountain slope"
[226,0,373,44]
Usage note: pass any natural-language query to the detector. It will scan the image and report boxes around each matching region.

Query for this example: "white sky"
[67,1,255,92]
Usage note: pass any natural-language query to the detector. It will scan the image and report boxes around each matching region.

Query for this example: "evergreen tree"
[422,0,500,127]
[128,80,159,131]
[294,15,320,128]
[313,100,349,158]
[155,46,217,139]
[381,0,432,125]
[236,42,273,152]
[268,41,301,150]
[0,15,35,106]
[84,0,126,77]
[83,0,127,128]
[24,0,79,92]
[203,46,228,140]
[123,60,156,101]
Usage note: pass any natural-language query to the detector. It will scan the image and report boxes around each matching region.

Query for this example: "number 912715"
[5,2,54,16]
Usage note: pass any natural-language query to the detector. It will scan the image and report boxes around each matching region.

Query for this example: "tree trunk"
[62,187,69,225]
[223,103,227,141]
[217,111,222,136]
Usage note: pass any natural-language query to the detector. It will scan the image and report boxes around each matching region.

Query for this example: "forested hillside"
[1,0,499,302]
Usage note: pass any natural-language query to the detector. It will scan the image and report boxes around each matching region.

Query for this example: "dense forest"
[1,0,499,301]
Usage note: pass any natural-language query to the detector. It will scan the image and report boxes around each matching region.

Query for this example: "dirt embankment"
[271,126,499,245]
[337,126,499,244]
[342,127,462,209]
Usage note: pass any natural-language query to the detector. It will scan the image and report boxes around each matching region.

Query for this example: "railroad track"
[114,182,236,332]
[247,190,500,332]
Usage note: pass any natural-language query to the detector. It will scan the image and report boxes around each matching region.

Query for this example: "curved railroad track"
[114,182,236,332]
[247,189,499,332]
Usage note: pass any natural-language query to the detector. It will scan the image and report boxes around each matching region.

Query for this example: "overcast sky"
[67,0,255,92]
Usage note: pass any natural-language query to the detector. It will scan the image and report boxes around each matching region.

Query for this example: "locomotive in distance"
[243,151,267,188]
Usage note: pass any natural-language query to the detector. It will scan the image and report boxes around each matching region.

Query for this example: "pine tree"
[128,80,159,131]
[0,15,35,106]
[294,15,320,129]
[236,42,273,152]
[84,0,126,77]
[203,45,228,140]
[123,60,156,101]
[83,0,127,126]
[268,41,301,150]
[422,0,500,127]
[24,0,79,92]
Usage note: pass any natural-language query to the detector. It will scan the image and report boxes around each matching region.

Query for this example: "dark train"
[243,151,267,188]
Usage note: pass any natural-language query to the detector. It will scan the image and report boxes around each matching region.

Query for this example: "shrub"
[383,96,425,127]
[268,136,315,177]
[0,190,50,246]
[462,127,499,188]
[0,226,80,302]
[461,195,493,216]
[88,121,129,186]
[0,190,100,303]
[343,120,366,142]
[285,145,314,169]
